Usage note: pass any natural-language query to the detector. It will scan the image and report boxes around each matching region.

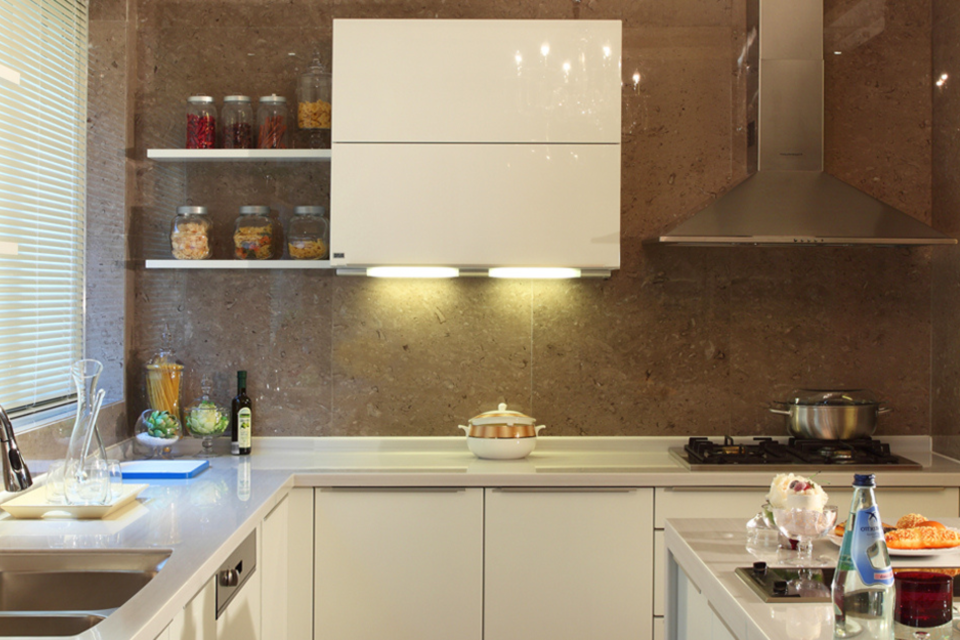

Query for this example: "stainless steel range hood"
[657,0,956,246]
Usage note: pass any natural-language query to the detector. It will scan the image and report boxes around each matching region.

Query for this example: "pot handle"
[458,425,469,434]
[768,406,791,416]
[878,406,892,415]
[535,425,546,434]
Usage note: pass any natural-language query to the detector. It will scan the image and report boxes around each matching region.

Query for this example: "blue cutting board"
[120,459,209,479]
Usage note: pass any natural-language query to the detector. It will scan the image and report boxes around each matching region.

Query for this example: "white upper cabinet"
[331,19,622,271]
[332,19,621,144]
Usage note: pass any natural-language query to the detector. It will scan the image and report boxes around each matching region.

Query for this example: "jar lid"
[260,95,287,104]
[294,206,326,216]
[177,205,207,215]
[187,96,214,104]
[239,205,271,215]
[467,403,536,427]
[224,95,251,103]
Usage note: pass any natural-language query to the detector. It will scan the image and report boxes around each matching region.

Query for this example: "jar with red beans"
[186,96,217,149]
[221,96,254,149]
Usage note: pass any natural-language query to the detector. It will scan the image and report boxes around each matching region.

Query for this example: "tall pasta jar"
[234,205,276,259]
[221,95,254,149]
[296,53,332,149]
[170,206,212,260]
[287,206,329,259]
[186,96,217,149]
[257,95,289,149]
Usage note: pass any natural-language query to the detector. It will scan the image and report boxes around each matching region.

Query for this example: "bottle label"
[850,505,894,586]
[238,408,252,449]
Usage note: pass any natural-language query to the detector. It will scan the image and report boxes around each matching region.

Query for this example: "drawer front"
[655,487,960,529]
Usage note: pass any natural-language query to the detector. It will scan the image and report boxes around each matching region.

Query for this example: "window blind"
[0,0,87,418]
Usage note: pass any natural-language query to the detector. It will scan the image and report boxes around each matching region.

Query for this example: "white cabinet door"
[333,19,621,144]
[484,488,654,640]
[155,625,172,640]
[314,487,483,640]
[169,578,216,640]
[216,526,262,640]
[261,495,290,640]
[286,488,315,640]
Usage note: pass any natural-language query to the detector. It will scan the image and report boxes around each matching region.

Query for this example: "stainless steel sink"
[0,614,105,636]
[0,550,170,635]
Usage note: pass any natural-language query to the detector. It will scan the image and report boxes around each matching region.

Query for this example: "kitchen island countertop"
[2,435,960,640]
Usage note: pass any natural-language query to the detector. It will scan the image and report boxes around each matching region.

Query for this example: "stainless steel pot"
[768,389,891,439]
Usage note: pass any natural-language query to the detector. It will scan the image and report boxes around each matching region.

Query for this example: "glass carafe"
[64,359,109,505]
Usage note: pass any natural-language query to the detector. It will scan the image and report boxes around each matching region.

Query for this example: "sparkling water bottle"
[832,474,895,639]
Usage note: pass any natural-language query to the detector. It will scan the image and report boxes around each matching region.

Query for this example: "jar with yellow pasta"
[233,205,276,259]
[170,206,212,260]
[287,206,329,260]
[296,51,331,149]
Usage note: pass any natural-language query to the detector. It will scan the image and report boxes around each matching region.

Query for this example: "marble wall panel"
[931,3,960,459]
[124,0,938,438]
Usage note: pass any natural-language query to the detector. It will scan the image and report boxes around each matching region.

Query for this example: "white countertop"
[2,435,960,640]
[665,518,960,640]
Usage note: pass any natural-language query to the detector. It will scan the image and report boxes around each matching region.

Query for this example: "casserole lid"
[468,403,535,426]
[782,389,878,406]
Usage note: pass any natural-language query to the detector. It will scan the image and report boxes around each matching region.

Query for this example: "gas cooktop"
[670,436,922,471]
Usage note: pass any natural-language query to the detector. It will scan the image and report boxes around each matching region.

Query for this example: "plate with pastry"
[828,513,960,555]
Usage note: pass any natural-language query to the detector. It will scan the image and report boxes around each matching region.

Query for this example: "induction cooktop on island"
[670,436,922,471]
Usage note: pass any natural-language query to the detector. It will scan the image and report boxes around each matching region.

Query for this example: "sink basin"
[0,550,170,635]
[0,614,105,637]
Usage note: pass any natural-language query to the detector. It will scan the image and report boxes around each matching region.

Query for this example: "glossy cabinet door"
[314,487,483,640]
[216,525,262,640]
[168,578,216,640]
[484,488,654,640]
[261,495,290,640]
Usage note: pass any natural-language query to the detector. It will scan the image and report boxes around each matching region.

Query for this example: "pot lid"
[468,403,535,426]
[783,389,878,406]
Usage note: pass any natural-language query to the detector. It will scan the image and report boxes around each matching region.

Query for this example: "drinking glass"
[44,460,66,505]
[894,571,953,640]
[772,505,838,565]
[64,458,109,506]
[106,459,123,500]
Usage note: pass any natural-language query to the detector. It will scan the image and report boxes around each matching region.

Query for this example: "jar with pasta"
[296,52,331,149]
[144,332,184,426]
[287,206,329,259]
[234,205,276,259]
[170,206,212,259]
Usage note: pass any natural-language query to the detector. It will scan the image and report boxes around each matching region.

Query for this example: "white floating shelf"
[146,259,333,269]
[147,149,332,162]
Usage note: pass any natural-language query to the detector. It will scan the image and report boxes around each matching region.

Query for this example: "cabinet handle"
[494,487,636,493]
[326,487,466,492]
[666,487,764,492]
[219,569,240,588]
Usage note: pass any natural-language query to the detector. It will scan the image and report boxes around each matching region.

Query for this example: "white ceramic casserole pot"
[458,403,546,459]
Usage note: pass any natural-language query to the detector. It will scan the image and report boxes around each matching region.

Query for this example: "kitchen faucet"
[0,403,32,492]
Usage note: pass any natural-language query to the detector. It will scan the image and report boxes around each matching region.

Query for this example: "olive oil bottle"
[230,370,252,456]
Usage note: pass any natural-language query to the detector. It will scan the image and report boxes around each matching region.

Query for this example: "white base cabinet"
[314,487,483,640]
[216,525,262,640]
[484,488,653,640]
[169,578,216,640]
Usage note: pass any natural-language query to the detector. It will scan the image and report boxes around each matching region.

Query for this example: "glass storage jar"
[186,96,217,149]
[234,205,276,259]
[296,52,332,149]
[287,206,329,259]
[170,206,212,260]
[221,95,254,149]
[257,95,288,149]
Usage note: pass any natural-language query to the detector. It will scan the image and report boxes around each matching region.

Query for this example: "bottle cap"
[853,473,876,487]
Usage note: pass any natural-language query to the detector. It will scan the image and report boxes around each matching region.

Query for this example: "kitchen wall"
[930,0,960,458]
[119,0,938,438]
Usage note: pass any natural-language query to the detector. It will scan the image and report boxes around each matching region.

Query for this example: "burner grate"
[683,436,911,467]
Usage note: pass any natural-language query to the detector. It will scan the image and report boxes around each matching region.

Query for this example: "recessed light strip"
[366,266,460,278]
[488,267,582,279]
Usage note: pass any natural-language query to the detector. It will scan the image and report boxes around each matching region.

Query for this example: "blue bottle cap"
[853,473,876,487]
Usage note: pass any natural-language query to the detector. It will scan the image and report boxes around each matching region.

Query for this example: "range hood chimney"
[657,0,955,246]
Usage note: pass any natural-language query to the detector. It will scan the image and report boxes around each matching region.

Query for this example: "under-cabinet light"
[488,267,582,279]
[366,266,460,279]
